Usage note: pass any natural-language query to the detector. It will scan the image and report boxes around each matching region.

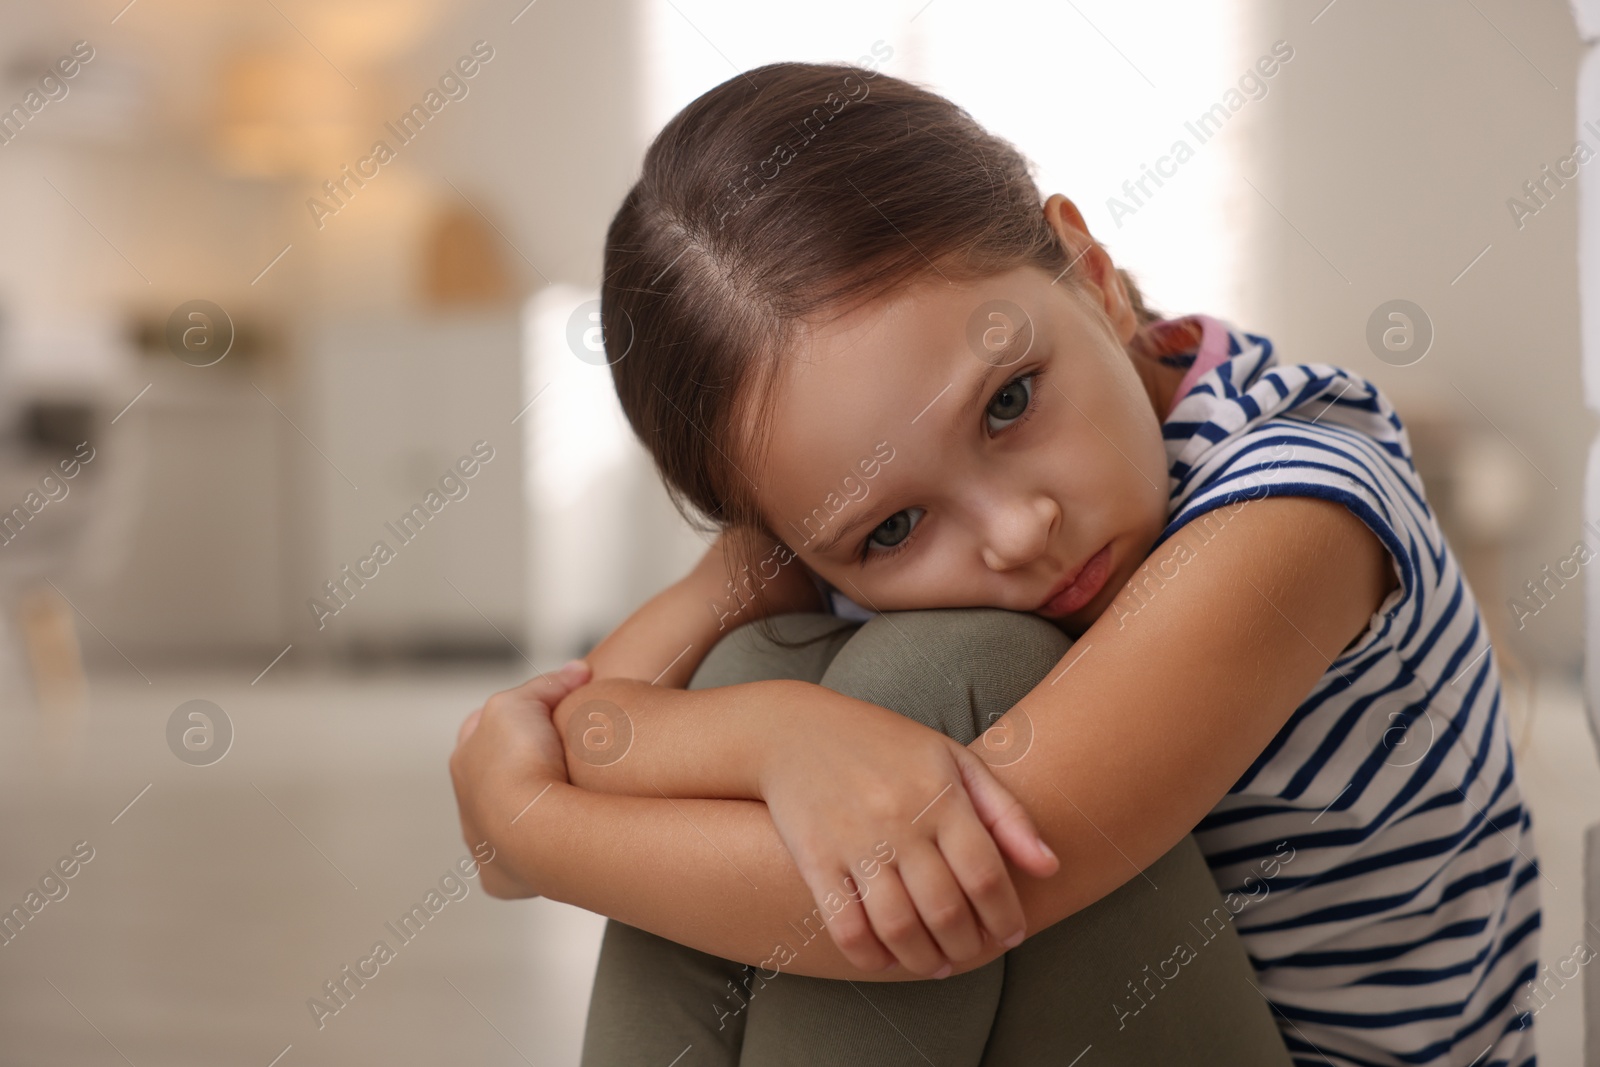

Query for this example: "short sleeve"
[1153,413,1428,664]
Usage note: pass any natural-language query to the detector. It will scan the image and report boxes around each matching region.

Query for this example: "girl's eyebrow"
[802,509,882,558]
[947,357,1007,436]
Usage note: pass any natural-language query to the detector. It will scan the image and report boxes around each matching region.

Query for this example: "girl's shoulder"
[1158,315,1417,494]
[1154,316,1440,664]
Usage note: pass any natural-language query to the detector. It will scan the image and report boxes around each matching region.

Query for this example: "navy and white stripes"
[1157,320,1541,1067]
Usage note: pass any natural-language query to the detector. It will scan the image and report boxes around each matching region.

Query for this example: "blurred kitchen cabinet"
[77,361,289,658]
[303,311,526,658]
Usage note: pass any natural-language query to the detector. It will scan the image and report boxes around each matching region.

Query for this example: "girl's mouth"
[1036,543,1113,618]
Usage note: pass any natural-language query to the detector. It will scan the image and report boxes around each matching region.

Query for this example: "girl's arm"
[577,529,823,689]
[553,529,824,793]
[528,527,1058,969]
[454,494,1395,981]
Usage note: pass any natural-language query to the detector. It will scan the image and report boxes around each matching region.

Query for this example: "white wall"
[1242,0,1586,673]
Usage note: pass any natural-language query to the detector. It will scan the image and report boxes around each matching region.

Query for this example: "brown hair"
[600,61,1162,640]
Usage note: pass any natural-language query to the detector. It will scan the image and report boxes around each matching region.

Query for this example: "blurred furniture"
[422,205,517,307]
[304,311,526,659]
[0,399,98,714]
[53,312,292,663]
[0,313,145,715]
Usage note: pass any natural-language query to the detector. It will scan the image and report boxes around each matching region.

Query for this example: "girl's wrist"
[492,777,578,900]
[748,679,842,800]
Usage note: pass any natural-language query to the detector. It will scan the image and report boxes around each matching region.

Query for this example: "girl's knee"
[689,612,860,689]
[819,608,1073,744]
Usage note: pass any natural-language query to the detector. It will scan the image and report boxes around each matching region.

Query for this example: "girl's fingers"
[935,802,1029,950]
[802,865,895,974]
[510,660,592,705]
[860,865,949,978]
[893,843,985,964]
[953,749,1059,879]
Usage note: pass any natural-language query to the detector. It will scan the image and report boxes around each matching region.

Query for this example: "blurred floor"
[1515,666,1600,1065]
[0,662,1592,1065]
[0,662,607,1067]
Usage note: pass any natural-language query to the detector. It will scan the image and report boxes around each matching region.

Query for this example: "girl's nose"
[980,495,1060,571]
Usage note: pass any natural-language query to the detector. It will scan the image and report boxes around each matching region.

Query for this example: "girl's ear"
[1041,194,1138,346]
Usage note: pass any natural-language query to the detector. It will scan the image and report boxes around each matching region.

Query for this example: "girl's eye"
[986,373,1035,433]
[857,371,1040,565]
[861,506,925,562]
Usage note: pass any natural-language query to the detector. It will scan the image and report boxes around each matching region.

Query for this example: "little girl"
[505,60,1541,1066]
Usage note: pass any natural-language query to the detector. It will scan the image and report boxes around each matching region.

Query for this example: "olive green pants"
[579,609,1293,1066]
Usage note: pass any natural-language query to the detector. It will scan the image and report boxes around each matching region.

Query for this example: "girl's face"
[751,202,1179,635]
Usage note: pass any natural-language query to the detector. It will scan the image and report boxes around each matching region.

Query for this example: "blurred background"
[0,0,1594,1063]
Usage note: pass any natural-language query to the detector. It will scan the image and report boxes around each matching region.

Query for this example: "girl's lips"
[1037,543,1113,618]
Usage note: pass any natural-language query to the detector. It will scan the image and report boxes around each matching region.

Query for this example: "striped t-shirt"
[815,313,1542,1066]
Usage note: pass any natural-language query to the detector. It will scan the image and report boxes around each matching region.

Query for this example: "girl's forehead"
[793,273,991,371]
[773,289,960,434]
[773,267,1071,415]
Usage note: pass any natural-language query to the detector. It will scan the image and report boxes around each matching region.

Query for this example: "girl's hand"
[756,689,1059,977]
[450,660,593,899]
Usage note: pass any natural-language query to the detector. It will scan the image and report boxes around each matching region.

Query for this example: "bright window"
[635,0,1255,318]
